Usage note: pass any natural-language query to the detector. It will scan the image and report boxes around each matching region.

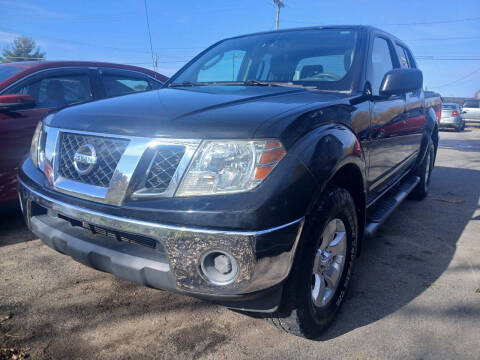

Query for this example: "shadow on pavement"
[0,203,36,247]
[317,165,480,339]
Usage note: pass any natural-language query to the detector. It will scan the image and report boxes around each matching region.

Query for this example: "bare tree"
[0,36,45,63]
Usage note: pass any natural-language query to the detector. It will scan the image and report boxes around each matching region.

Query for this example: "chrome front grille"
[42,126,200,205]
[145,146,185,192]
[58,133,129,187]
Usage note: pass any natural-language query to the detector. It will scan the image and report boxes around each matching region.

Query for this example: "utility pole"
[273,0,285,30]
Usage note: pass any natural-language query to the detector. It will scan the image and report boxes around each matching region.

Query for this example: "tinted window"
[6,73,92,109]
[394,44,411,68]
[463,100,480,108]
[172,29,359,91]
[370,37,394,95]
[101,73,157,98]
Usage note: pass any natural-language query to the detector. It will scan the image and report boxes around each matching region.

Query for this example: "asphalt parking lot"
[1,128,479,360]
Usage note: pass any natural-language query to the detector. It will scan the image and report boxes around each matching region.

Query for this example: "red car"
[0,61,168,206]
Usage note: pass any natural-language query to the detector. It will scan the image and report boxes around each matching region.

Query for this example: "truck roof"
[223,25,401,42]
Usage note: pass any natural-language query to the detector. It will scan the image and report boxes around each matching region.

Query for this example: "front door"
[367,36,408,198]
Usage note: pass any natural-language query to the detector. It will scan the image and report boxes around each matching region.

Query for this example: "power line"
[431,65,480,89]
[281,16,480,26]
[378,16,480,26]
[0,26,207,54]
[405,36,480,42]
[417,57,480,61]
[143,0,156,71]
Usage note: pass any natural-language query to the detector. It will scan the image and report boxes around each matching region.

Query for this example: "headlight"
[176,139,286,196]
[30,121,43,168]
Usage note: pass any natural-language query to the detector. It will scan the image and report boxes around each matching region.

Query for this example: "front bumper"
[18,179,304,312]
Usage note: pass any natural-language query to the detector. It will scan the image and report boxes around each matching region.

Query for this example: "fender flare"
[292,123,367,198]
[415,107,438,168]
[290,123,368,253]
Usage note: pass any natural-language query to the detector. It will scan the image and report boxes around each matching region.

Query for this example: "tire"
[268,186,358,339]
[409,140,435,200]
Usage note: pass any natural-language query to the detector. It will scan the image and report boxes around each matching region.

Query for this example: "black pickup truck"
[18,26,438,339]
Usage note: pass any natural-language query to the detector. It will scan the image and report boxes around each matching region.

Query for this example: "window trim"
[393,41,417,69]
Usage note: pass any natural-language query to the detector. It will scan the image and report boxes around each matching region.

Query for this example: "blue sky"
[1,0,479,97]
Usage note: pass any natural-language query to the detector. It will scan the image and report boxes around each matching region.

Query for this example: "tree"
[0,36,45,63]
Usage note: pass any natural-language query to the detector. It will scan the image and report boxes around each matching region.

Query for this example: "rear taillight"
[452,110,459,116]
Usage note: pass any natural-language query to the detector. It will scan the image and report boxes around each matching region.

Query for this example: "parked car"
[18,26,439,339]
[0,61,168,205]
[462,98,480,124]
[439,103,465,131]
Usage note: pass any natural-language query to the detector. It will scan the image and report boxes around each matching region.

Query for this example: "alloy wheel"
[311,218,347,308]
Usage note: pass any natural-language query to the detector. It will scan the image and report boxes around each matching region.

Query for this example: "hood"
[47,86,350,139]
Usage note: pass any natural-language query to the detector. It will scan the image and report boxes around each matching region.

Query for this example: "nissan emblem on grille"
[58,133,129,188]
[73,144,97,175]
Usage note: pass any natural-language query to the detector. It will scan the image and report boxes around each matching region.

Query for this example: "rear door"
[367,35,407,196]
[393,42,425,158]
[0,68,93,201]
[96,68,162,99]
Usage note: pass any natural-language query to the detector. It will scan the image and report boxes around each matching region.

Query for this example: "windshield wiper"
[243,80,314,89]
[168,80,312,89]
[168,81,208,87]
[242,80,272,86]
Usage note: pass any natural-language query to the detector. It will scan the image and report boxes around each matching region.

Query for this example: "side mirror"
[0,94,36,112]
[462,111,467,114]
[379,68,423,97]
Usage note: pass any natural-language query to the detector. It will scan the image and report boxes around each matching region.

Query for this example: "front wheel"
[268,186,358,339]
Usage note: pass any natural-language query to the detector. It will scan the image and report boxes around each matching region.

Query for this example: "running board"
[365,175,420,238]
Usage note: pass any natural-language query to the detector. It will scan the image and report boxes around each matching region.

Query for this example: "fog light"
[200,250,238,285]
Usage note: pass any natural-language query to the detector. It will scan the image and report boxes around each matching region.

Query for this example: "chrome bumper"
[18,180,304,299]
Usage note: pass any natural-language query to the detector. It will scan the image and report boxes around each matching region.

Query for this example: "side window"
[370,37,395,95]
[197,50,246,82]
[463,100,480,108]
[6,73,92,109]
[100,72,156,98]
[394,43,411,68]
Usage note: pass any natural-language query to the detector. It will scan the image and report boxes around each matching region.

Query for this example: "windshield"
[0,64,25,83]
[171,29,359,91]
